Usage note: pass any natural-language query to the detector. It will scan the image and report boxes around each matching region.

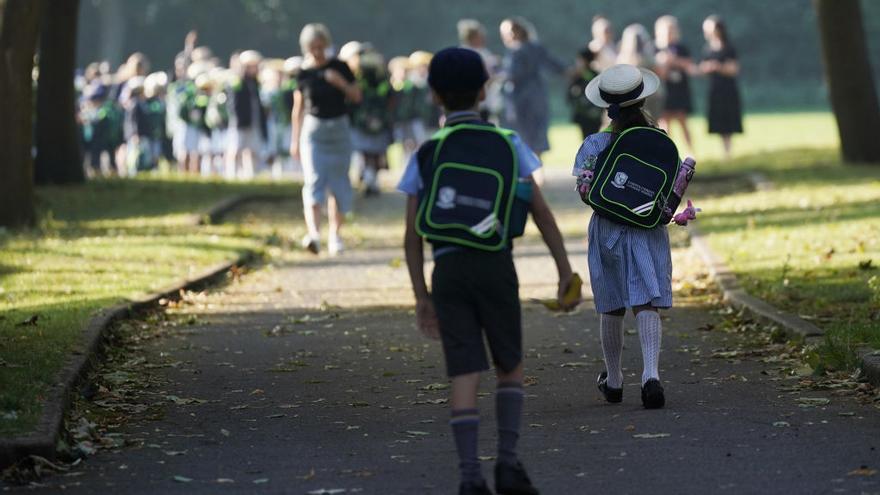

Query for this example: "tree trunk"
[0,0,46,228]
[815,0,880,164]
[34,0,84,185]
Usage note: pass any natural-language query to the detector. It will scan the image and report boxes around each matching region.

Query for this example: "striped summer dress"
[573,131,673,314]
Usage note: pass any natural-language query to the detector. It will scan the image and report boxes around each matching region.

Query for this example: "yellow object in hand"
[541,273,583,311]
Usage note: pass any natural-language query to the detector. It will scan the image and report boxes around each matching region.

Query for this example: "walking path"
[8,169,880,494]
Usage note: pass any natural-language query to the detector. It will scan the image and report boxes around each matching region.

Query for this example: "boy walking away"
[400,47,580,495]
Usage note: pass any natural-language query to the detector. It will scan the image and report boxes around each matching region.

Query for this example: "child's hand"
[416,296,440,340]
[556,272,583,311]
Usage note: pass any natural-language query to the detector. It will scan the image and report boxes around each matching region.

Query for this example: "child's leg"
[633,305,662,385]
[600,308,626,388]
[450,372,483,483]
[495,362,524,464]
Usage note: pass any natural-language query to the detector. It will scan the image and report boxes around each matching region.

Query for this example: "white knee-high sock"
[636,310,662,385]
[600,313,625,388]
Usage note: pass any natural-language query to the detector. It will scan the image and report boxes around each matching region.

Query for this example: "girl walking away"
[350,49,394,197]
[291,23,362,256]
[574,64,684,409]
[655,15,695,152]
[700,15,742,160]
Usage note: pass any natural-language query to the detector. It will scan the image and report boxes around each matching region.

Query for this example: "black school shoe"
[495,461,540,495]
[597,371,623,403]
[460,479,494,495]
[641,379,666,409]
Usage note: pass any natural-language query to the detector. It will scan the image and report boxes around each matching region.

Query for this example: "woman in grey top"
[499,17,568,156]
[290,23,362,256]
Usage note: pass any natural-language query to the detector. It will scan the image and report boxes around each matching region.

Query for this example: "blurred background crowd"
[71,12,750,191]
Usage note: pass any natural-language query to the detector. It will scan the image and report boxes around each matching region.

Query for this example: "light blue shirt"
[396,115,543,196]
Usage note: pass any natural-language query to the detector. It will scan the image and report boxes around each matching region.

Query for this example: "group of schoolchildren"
[401,46,697,494]
[75,36,443,189]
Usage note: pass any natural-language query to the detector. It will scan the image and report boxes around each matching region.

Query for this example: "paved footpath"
[6,170,880,495]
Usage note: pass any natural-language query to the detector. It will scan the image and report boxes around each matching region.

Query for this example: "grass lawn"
[0,177,298,436]
[693,149,880,370]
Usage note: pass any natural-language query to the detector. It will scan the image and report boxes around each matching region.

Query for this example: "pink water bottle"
[661,156,696,223]
[673,157,697,199]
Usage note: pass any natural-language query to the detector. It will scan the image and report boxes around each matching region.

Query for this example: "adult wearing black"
[700,15,742,160]
[291,23,362,256]
[655,15,695,151]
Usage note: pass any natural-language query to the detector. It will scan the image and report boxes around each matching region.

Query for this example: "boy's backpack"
[587,127,681,229]
[416,123,530,251]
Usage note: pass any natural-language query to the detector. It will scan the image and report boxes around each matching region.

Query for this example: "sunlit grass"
[694,149,880,370]
[0,178,298,436]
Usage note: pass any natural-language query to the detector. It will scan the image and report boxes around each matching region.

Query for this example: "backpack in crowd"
[416,123,529,251]
[587,127,681,229]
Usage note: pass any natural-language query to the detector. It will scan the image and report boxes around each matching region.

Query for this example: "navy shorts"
[431,249,522,377]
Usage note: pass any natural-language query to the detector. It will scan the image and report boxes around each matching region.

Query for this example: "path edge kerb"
[0,194,276,469]
[688,184,880,387]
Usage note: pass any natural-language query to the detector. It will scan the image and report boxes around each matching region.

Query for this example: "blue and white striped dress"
[573,132,673,314]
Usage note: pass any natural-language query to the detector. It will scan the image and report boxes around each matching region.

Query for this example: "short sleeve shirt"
[296,58,355,119]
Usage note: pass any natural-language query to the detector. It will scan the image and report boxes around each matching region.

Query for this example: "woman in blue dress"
[498,17,568,157]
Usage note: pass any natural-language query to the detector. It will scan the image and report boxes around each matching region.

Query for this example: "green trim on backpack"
[587,126,680,229]
[415,124,519,251]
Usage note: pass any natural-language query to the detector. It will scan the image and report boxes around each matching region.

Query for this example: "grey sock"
[450,408,483,483]
[496,381,524,465]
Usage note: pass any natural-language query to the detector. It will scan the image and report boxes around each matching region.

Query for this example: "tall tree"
[815,0,880,164]
[35,0,84,185]
[0,0,46,228]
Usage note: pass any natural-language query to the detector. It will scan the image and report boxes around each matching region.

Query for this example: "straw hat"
[585,63,660,109]
[239,50,263,67]
[408,50,433,68]
[338,41,363,62]
[283,56,304,74]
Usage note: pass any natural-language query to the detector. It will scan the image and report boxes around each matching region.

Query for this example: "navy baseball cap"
[428,47,488,92]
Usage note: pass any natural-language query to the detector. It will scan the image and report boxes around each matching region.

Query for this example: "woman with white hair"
[617,23,664,121]
[291,23,362,255]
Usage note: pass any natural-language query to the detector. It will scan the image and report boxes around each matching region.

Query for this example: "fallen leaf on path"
[796,397,830,407]
[560,362,588,368]
[772,421,791,428]
[216,478,235,483]
[164,450,187,456]
[633,433,670,439]
[848,467,877,477]
[298,468,316,480]
[308,489,347,495]
[252,478,269,484]
[166,395,206,405]
[420,383,450,391]
[405,431,430,436]
[173,475,193,483]
[220,429,231,437]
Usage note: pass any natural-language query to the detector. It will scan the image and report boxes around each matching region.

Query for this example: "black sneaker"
[460,479,493,495]
[641,379,666,409]
[597,371,623,403]
[495,461,539,495]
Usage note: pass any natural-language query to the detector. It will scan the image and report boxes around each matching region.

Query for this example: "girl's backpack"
[416,124,530,251]
[587,127,681,229]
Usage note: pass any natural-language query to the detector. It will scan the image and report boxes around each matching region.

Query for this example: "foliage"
[77,0,880,113]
